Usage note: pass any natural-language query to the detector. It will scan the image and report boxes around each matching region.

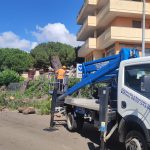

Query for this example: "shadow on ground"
[43,121,125,150]
[77,123,125,150]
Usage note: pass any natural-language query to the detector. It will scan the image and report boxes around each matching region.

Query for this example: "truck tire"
[66,113,77,131]
[125,131,148,150]
[66,113,84,132]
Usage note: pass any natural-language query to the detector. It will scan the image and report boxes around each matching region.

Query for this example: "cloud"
[32,23,82,47]
[0,31,38,51]
[0,23,82,51]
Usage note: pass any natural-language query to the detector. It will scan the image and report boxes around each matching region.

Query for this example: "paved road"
[0,111,124,150]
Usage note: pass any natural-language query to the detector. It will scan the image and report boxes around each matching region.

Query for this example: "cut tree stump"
[51,55,62,71]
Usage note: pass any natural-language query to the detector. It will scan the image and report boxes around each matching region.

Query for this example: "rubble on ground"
[0,107,6,111]
[18,107,36,115]
[0,86,6,91]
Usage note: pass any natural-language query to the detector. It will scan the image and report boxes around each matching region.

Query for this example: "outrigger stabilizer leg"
[49,84,58,130]
[98,87,110,150]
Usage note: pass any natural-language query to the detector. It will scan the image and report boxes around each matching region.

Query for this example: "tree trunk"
[51,55,62,71]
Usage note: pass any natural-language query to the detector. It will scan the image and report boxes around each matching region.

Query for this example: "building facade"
[77,0,150,61]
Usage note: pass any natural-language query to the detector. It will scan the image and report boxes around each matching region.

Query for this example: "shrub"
[24,76,49,98]
[68,78,80,88]
[35,98,51,115]
[0,69,22,86]
[0,92,6,107]
[0,75,51,114]
[68,77,92,98]
[68,78,107,98]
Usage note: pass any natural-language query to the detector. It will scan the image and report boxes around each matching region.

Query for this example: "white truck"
[50,48,150,150]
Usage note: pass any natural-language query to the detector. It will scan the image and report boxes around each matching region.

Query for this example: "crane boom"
[58,48,139,100]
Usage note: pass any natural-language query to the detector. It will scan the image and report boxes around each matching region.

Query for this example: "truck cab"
[118,57,150,149]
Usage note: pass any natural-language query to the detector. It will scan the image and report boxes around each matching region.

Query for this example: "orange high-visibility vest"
[56,69,66,79]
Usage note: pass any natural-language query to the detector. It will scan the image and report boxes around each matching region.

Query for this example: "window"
[145,49,150,56]
[125,64,150,99]
[120,43,141,51]
[106,49,115,57]
[105,44,115,57]
[132,0,142,2]
[132,20,142,28]
[85,53,93,62]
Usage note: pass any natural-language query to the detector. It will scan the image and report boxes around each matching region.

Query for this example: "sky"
[0,0,83,51]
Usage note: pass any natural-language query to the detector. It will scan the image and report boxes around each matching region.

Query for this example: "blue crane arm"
[58,48,139,100]
[82,54,119,79]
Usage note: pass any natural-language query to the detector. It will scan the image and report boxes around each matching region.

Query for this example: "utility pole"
[142,0,146,57]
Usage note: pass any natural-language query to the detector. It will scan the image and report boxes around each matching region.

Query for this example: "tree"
[0,48,34,73]
[30,43,50,69]
[75,47,84,64]
[31,42,76,69]
[0,69,21,86]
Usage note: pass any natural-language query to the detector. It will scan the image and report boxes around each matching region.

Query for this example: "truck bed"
[65,97,99,111]
[65,97,117,121]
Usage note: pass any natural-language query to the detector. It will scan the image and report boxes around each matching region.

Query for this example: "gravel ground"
[0,110,125,150]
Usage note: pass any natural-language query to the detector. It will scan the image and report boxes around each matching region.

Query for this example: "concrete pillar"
[94,30,97,38]
[115,42,120,54]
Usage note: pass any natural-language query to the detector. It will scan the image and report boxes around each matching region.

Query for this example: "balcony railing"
[77,18,88,38]
[77,16,96,41]
[96,0,150,27]
[97,26,150,50]
[78,38,97,57]
[77,0,97,24]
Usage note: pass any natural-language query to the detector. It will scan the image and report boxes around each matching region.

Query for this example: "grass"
[0,92,51,115]
[0,76,51,115]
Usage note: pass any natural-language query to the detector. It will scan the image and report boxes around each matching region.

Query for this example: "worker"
[55,66,66,91]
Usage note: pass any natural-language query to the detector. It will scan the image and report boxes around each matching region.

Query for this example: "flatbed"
[64,97,117,122]
[65,97,99,111]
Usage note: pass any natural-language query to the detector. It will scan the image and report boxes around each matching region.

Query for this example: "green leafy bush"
[35,99,51,115]
[0,69,22,86]
[0,90,51,114]
[0,92,6,107]
[24,76,49,98]
[0,75,51,114]
[68,78,92,98]
[68,78,80,88]
[68,78,107,98]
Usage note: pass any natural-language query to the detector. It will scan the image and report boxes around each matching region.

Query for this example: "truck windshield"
[125,64,150,99]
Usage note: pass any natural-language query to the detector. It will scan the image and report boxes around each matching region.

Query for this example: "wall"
[115,42,150,56]
[93,50,103,60]
[111,17,150,29]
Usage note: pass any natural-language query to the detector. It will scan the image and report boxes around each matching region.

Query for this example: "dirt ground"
[0,111,124,150]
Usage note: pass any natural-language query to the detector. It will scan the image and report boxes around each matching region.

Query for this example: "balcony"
[97,0,108,9]
[97,26,150,50]
[77,0,97,24]
[77,16,96,41]
[78,38,97,57]
[97,0,150,28]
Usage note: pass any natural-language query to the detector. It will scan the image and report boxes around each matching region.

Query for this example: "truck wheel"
[66,113,77,131]
[125,131,148,150]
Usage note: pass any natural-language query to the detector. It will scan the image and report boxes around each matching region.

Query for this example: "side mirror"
[141,75,150,92]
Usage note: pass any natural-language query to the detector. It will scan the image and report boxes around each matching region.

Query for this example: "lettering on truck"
[121,88,150,111]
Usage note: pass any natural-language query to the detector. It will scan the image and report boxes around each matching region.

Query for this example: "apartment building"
[77,0,150,62]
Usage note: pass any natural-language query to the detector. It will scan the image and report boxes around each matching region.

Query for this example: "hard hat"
[62,66,66,69]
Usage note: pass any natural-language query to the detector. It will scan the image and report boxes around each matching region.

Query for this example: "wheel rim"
[127,138,142,150]
[67,114,73,129]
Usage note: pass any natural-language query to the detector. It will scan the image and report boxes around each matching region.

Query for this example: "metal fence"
[7,81,28,91]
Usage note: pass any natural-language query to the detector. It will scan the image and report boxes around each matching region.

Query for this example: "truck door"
[118,63,150,131]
